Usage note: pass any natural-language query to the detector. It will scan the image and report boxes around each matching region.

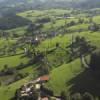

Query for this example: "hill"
[0,0,100,16]
[0,15,31,30]
[0,8,100,100]
[46,57,100,96]
[42,0,100,9]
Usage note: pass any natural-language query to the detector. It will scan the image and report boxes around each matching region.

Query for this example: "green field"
[0,9,100,100]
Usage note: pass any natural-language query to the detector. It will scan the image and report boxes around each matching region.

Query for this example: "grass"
[46,9,72,15]
[68,23,89,31]
[37,30,100,52]
[93,15,100,24]
[47,58,83,95]
[0,39,16,48]
[43,18,78,31]
[0,54,29,71]
[6,26,27,36]
[0,76,30,100]
[18,9,71,19]
[0,66,37,100]
[19,66,33,74]
[17,10,46,22]
[37,34,71,51]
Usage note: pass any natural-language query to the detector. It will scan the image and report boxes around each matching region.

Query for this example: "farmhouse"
[38,75,50,83]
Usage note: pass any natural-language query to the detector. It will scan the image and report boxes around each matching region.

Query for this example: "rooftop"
[39,75,50,81]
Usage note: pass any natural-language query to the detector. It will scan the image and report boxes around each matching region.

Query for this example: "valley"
[0,5,100,100]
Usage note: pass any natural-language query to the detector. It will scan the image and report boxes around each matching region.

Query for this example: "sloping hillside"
[47,58,82,95]
[47,57,100,96]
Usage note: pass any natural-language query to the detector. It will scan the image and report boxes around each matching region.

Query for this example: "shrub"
[71,93,82,100]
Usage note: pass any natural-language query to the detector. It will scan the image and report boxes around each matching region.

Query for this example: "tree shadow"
[67,69,100,96]
[0,53,24,58]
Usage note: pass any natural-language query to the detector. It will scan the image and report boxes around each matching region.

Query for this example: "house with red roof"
[35,75,50,83]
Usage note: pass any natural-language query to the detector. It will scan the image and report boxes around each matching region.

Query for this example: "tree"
[74,36,92,56]
[71,93,82,100]
[89,17,93,23]
[67,21,76,27]
[60,91,67,100]
[56,42,60,48]
[27,23,35,35]
[90,51,100,72]
[4,64,8,70]
[37,53,50,76]
[88,23,99,32]
[39,62,50,76]
[83,92,94,100]
[78,18,84,24]
[66,92,71,100]
[0,81,2,86]
[33,91,39,100]
[14,73,24,81]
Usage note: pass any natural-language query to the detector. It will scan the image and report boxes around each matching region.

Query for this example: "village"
[14,75,62,100]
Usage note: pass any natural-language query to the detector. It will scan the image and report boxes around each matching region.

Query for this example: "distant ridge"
[0,0,100,16]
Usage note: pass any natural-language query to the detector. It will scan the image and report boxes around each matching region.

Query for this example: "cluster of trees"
[0,0,100,15]
[0,31,10,39]
[0,15,31,30]
[26,23,43,36]
[36,17,51,24]
[62,17,100,33]
[0,65,28,85]
[0,58,35,76]
[32,51,50,76]
[67,21,77,27]
[66,18,87,28]
[90,50,100,77]
[0,60,35,85]
[60,91,98,100]
[88,17,99,32]
[0,44,17,56]
[0,63,29,75]
[68,36,95,59]
[13,90,99,100]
